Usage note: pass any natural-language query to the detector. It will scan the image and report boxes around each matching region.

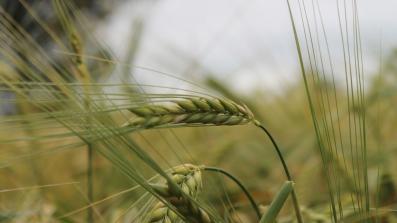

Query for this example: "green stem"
[87,143,93,223]
[203,166,261,220]
[257,124,303,223]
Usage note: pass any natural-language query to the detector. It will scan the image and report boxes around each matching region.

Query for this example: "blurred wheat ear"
[53,0,96,221]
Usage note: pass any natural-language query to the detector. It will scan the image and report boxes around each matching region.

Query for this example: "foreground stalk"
[203,166,261,220]
[256,123,303,223]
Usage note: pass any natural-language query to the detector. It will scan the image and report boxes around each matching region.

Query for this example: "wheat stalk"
[124,97,258,129]
[146,164,211,223]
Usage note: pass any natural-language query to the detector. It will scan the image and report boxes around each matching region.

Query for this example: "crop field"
[0,0,396,223]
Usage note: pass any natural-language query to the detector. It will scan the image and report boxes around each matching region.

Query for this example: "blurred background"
[4,0,397,95]
[1,0,397,222]
[99,0,397,92]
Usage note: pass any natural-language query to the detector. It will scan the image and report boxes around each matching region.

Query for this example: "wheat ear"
[146,164,211,223]
[124,97,258,129]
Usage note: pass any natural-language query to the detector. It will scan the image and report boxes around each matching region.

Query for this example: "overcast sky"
[99,0,397,94]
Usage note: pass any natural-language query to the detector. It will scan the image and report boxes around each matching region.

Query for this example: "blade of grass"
[260,181,294,223]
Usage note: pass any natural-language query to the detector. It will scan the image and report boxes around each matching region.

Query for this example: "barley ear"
[146,164,212,223]
[124,97,258,129]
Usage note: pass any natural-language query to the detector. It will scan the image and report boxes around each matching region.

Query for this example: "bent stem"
[256,123,303,223]
[203,166,261,220]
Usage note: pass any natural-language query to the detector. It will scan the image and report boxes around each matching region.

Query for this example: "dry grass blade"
[124,97,257,129]
[146,164,211,223]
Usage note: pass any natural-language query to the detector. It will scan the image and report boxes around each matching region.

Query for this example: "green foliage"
[0,0,396,223]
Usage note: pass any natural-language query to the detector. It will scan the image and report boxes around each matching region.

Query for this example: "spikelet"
[124,97,257,129]
[146,164,211,223]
